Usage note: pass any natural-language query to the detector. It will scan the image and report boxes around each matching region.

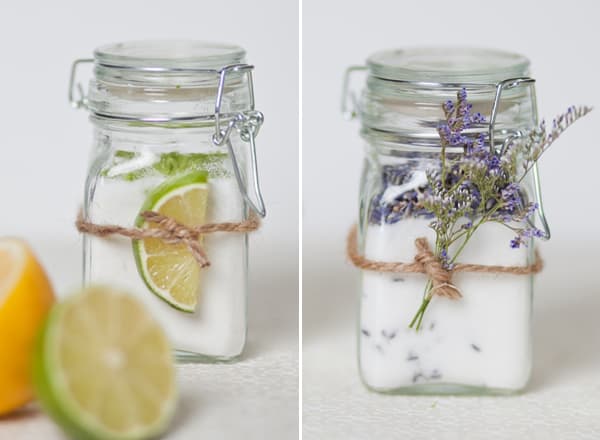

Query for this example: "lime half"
[134,171,209,312]
[33,286,177,440]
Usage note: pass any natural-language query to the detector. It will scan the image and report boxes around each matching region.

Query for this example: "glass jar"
[71,41,266,362]
[344,48,545,394]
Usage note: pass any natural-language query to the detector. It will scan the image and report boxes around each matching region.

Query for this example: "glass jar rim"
[94,40,246,71]
[367,47,530,83]
[354,47,537,151]
[83,40,255,122]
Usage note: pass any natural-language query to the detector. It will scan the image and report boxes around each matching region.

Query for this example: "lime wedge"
[133,171,209,312]
[33,286,177,440]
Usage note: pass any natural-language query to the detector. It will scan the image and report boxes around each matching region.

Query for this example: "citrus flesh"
[33,286,176,440]
[134,172,209,312]
[0,238,54,415]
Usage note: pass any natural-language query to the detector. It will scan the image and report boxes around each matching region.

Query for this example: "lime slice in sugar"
[133,171,209,312]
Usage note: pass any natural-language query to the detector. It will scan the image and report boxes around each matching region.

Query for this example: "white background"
[303,1,600,439]
[0,1,298,439]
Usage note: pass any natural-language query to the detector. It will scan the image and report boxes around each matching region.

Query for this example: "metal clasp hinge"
[341,66,367,120]
[69,58,93,109]
[488,77,550,240]
[69,57,267,219]
[211,64,267,218]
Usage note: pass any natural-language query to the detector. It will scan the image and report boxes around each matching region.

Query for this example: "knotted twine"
[346,225,543,299]
[76,210,260,268]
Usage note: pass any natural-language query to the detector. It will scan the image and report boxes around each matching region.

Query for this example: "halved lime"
[33,286,177,440]
[133,171,209,312]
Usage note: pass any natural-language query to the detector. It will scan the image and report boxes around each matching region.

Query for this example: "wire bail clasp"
[68,58,94,109]
[341,66,367,120]
[211,64,267,218]
[488,77,550,240]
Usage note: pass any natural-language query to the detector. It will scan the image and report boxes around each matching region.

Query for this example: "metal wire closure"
[488,77,550,240]
[211,64,266,218]
[342,67,550,240]
[488,77,536,154]
[341,66,367,120]
[69,58,267,218]
[69,58,93,109]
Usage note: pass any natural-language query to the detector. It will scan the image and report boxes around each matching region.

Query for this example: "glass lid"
[85,40,253,121]
[94,40,246,70]
[354,47,536,149]
[367,47,530,83]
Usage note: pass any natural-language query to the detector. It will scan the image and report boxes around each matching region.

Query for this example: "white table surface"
[303,238,600,440]
[0,237,299,440]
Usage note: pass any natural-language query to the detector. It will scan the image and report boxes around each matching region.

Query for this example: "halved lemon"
[33,286,177,440]
[133,172,209,312]
[0,238,54,415]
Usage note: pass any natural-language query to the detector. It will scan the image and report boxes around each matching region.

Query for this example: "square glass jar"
[346,48,542,394]
[73,41,266,362]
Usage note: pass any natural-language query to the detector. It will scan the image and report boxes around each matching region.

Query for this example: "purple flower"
[501,183,520,200]
[438,124,451,143]
[471,112,485,124]
[526,202,539,217]
[443,100,454,113]
[439,248,454,270]
[383,164,411,186]
[488,155,501,170]
[509,226,544,249]
[438,89,487,152]
[474,133,486,150]
[451,133,469,146]
[521,227,544,239]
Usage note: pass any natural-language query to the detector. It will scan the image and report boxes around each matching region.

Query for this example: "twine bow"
[413,237,462,299]
[76,210,260,268]
[346,225,543,300]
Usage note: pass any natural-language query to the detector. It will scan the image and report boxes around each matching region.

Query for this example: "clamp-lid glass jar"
[344,48,547,394]
[71,41,266,362]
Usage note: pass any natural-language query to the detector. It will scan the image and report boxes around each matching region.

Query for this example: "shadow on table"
[0,404,40,422]
[168,389,197,437]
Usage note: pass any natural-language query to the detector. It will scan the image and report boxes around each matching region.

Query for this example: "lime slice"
[133,171,209,312]
[33,286,177,440]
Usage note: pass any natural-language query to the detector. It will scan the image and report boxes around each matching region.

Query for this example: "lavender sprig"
[409,89,592,331]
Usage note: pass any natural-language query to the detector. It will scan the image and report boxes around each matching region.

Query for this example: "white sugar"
[360,218,532,391]
[87,175,246,359]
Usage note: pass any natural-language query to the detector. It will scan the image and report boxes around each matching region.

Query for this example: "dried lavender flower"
[408,90,592,331]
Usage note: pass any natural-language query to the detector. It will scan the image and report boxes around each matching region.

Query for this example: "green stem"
[447,227,471,246]
[409,280,433,330]
[409,204,506,331]
[488,219,521,232]
[409,301,425,328]
[448,203,505,264]
[440,141,448,189]
[415,299,430,330]
[447,175,466,194]
[409,298,431,330]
